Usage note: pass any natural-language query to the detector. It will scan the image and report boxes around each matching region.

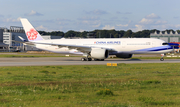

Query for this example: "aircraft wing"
[12,40,26,44]
[32,42,116,52]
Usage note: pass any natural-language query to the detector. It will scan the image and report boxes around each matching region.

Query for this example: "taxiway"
[0,57,179,66]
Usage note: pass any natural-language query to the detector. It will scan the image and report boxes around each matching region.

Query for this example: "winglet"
[20,18,44,42]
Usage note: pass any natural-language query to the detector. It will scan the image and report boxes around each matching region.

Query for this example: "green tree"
[50,31,64,37]
[176,30,180,34]
[65,30,77,38]
[114,33,119,38]
[124,30,132,37]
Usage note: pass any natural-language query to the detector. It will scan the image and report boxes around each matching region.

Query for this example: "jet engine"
[91,48,109,59]
[116,53,132,58]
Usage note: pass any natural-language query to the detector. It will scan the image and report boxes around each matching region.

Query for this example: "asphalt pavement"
[0,57,179,66]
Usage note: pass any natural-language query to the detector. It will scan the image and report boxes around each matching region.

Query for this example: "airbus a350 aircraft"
[20,18,179,61]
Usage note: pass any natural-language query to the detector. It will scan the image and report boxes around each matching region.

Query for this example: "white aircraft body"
[20,18,179,61]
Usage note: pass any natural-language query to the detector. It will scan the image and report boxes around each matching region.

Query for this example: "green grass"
[0,52,80,57]
[0,63,180,106]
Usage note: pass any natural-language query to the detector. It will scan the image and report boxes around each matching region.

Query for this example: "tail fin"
[20,18,44,42]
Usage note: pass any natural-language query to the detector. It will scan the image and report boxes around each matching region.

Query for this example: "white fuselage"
[30,38,173,55]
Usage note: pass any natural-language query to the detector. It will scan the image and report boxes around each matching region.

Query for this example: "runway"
[0,57,179,66]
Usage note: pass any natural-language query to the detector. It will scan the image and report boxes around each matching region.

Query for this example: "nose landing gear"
[160,58,164,61]
[160,54,165,61]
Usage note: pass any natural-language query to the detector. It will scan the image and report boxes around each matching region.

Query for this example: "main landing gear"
[81,57,105,61]
[81,57,92,61]
[81,53,105,61]
[81,53,92,61]
[160,54,165,61]
[94,59,104,61]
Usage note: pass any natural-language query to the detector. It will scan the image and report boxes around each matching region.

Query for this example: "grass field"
[0,63,180,106]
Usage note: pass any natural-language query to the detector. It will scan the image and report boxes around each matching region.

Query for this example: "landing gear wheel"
[94,59,98,61]
[81,57,92,61]
[81,58,87,61]
[160,58,164,61]
[81,58,84,61]
[88,58,92,61]
[94,59,104,61]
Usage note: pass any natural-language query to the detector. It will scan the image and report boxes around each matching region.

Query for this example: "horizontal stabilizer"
[18,36,27,42]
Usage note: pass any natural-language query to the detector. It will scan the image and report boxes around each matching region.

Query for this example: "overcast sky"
[1,0,180,32]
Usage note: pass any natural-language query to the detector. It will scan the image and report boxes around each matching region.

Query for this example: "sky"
[1,0,180,32]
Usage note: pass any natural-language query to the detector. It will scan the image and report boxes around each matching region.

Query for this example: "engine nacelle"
[91,48,109,59]
[116,53,133,58]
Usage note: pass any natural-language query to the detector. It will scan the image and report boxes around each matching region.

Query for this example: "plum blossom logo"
[26,28,38,40]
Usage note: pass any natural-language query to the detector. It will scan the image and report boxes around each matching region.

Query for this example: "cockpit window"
[162,43,168,45]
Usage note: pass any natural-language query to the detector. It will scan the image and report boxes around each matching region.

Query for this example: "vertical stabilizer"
[20,18,44,41]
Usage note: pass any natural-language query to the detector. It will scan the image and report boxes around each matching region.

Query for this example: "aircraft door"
[122,41,126,48]
[152,41,156,46]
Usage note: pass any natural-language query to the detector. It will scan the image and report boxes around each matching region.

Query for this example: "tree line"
[38,29,180,38]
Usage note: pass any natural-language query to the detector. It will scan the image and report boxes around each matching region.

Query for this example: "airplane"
[19,18,179,61]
